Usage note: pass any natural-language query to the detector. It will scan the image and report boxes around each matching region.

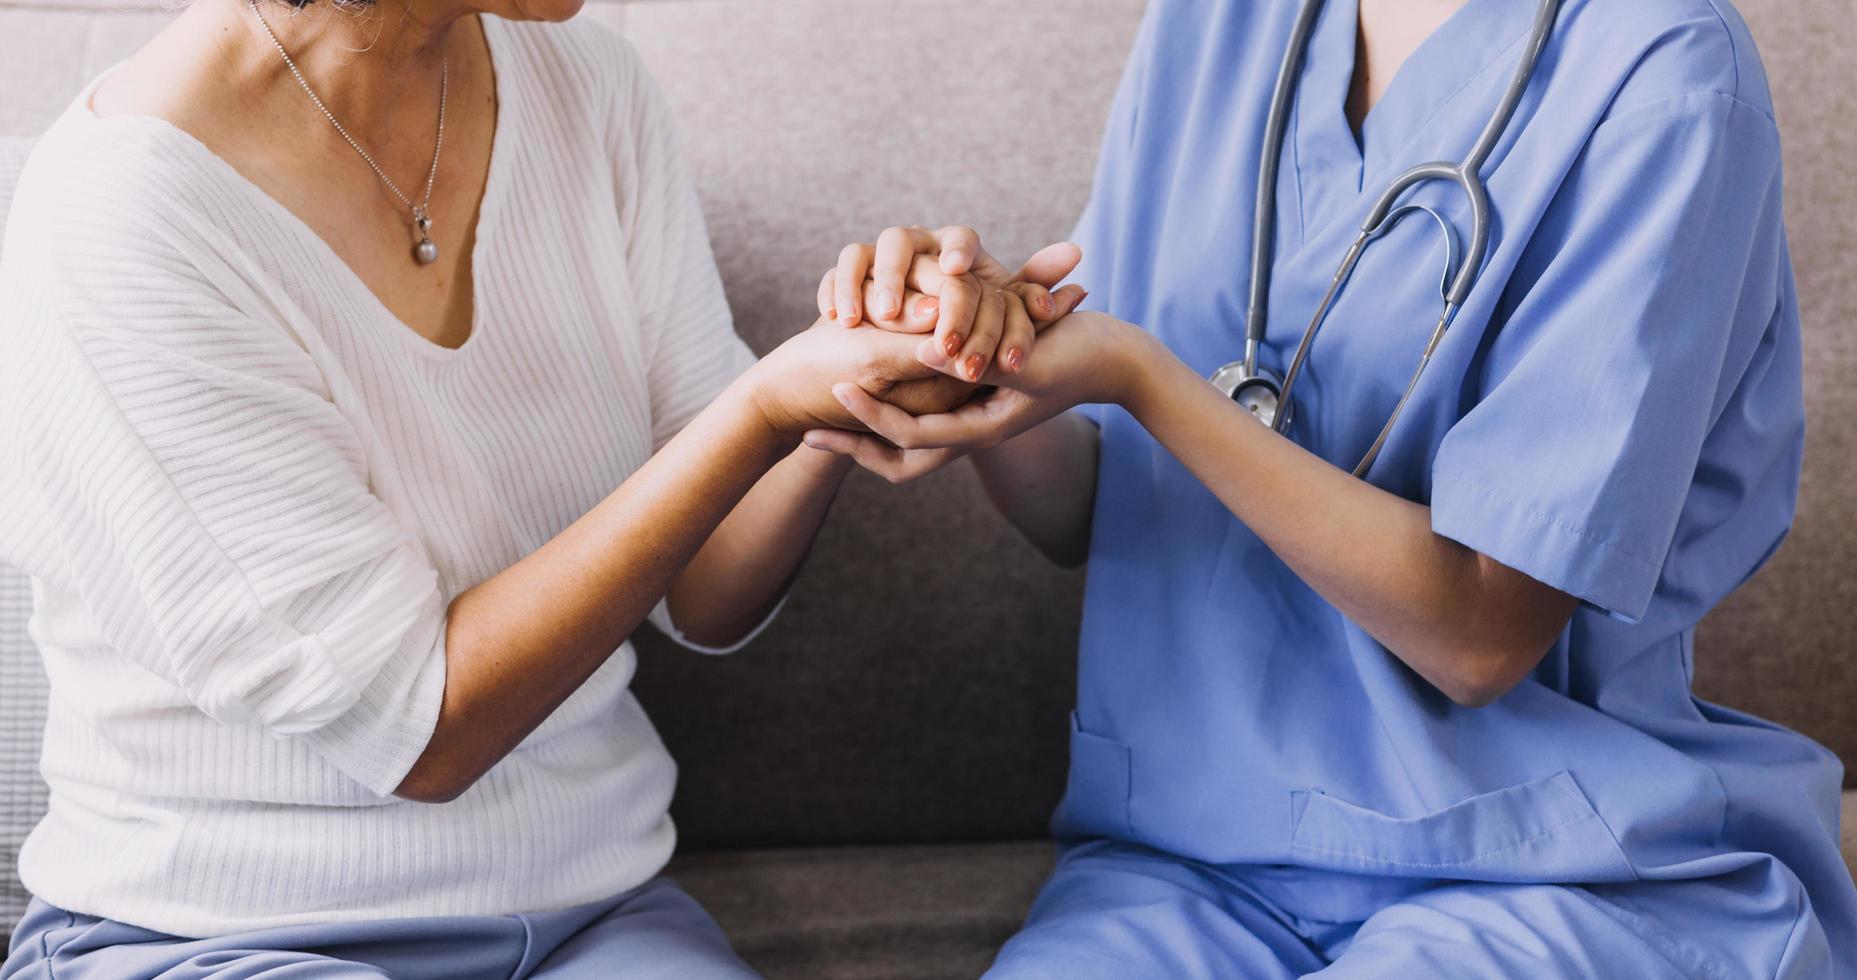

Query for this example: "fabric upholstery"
[667,841,1055,980]
[616,0,1142,850]
[0,0,1852,954]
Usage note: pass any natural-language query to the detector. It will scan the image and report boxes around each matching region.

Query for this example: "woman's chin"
[500,0,586,24]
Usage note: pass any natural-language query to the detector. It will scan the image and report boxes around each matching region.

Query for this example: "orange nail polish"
[944,333,964,356]
[915,296,940,319]
[1007,348,1024,372]
[965,354,985,380]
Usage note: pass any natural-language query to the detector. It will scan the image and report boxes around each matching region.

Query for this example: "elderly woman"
[0,0,1077,974]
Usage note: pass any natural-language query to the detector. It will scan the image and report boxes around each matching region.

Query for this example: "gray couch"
[1,1,1853,977]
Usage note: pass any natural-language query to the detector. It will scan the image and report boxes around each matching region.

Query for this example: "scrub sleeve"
[1430,93,1790,622]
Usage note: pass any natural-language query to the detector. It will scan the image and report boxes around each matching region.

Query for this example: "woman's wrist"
[730,361,812,450]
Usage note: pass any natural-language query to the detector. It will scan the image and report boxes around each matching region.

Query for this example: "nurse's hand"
[803,311,1141,464]
[818,226,1083,380]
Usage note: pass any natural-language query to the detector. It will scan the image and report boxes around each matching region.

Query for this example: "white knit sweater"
[0,16,765,937]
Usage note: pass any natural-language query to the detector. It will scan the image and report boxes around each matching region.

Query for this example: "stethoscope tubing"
[1238,0,1562,475]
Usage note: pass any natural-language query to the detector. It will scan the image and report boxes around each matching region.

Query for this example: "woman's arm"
[660,276,956,648]
[662,445,852,649]
[398,323,946,802]
[829,313,1577,709]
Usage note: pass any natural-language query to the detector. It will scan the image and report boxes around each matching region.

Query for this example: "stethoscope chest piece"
[1210,360,1291,430]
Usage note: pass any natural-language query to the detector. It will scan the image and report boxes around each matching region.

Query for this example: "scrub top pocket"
[1289,770,1637,883]
[1054,712,1133,842]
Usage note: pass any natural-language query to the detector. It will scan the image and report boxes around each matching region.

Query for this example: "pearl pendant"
[412,210,438,265]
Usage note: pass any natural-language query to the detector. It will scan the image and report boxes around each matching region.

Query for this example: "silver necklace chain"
[246,0,448,264]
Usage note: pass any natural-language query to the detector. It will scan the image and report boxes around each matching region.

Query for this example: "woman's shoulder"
[1,111,264,346]
[10,110,234,262]
[491,16,663,114]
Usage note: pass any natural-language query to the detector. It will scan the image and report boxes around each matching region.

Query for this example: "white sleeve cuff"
[645,592,787,656]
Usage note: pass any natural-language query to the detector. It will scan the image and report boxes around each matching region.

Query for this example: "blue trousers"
[2,877,758,979]
[986,840,1830,979]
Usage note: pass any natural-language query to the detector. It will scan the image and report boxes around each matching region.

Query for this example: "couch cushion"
[618,0,1143,849]
[668,840,1054,980]
[1847,791,1857,876]
[1690,0,1857,793]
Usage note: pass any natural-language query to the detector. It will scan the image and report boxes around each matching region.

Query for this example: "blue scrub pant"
[1,877,758,979]
[987,840,1831,979]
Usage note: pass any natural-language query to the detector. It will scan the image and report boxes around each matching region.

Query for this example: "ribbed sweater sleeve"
[0,152,447,796]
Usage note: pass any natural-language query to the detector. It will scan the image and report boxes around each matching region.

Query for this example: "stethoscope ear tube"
[1219,0,1560,476]
[1351,305,1459,477]
[1243,0,1331,379]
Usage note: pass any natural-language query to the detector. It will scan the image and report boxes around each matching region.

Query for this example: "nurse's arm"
[971,412,1102,567]
[1111,326,1579,707]
[835,312,1578,708]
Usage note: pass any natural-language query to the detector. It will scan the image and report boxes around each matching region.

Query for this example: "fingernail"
[841,314,859,328]
[914,296,940,319]
[964,354,985,380]
[878,289,899,318]
[944,333,964,357]
[1007,347,1024,372]
[1037,295,1053,315]
[945,249,971,270]
[804,437,825,450]
[825,307,837,322]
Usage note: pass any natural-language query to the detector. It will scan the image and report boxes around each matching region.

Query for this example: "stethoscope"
[1210,0,1562,476]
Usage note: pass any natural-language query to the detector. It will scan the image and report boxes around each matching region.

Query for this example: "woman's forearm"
[397,379,797,802]
[1112,329,1577,706]
[971,411,1101,567]
[665,445,854,648]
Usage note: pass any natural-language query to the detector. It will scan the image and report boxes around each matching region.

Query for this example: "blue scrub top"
[1063,0,1855,958]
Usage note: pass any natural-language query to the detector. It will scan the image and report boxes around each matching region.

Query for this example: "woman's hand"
[805,311,1146,470]
[819,226,1084,381]
[742,317,982,438]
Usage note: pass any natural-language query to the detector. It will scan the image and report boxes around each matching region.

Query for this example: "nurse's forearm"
[970,411,1101,567]
[1115,331,1577,707]
[665,446,854,648]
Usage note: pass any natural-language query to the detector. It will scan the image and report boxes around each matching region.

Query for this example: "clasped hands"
[749,226,1144,482]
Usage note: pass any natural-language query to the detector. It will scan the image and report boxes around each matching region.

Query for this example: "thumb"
[802,428,861,454]
[1015,242,1083,288]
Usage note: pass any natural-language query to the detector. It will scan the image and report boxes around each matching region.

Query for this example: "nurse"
[809,0,1856,975]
